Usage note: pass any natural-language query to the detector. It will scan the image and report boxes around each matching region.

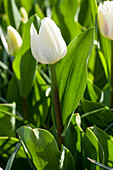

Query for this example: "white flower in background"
[30,17,67,64]
[7,26,22,56]
[98,1,113,40]
[20,7,28,23]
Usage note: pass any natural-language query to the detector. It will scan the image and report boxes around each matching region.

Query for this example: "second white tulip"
[98,1,113,40]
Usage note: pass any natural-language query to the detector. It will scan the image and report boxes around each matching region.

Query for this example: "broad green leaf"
[17,126,75,170]
[13,15,41,97]
[0,103,16,137]
[4,0,21,29]
[86,128,104,166]
[90,126,113,168]
[56,28,94,125]
[17,126,60,170]
[51,0,70,44]
[20,49,36,97]
[78,0,97,28]
[13,15,35,79]
[60,0,82,41]
[81,99,113,132]
[65,114,100,169]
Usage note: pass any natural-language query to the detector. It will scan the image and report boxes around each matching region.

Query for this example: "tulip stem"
[110,41,113,108]
[49,64,64,149]
[21,96,28,120]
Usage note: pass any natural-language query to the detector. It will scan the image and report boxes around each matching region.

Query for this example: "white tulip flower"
[7,26,22,56]
[30,17,67,64]
[98,1,113,40]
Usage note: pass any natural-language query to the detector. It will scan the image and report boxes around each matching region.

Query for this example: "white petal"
[30,23,37,36]
[39,19,59,62]
[54,48,67,64]
[98,3,106,15]
[30,24,47,63]
[103,1,111,12]
[43,18,67,55]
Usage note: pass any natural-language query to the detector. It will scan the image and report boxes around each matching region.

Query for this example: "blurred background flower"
[7,25,22,56]
[98,1,113,40]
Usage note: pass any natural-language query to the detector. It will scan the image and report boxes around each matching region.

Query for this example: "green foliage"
[4,0,21,29]
[17,126,75,170]
[56,27,94,125]
[0,0,113,169]
[0,137,29,170]
[0,103,16,137]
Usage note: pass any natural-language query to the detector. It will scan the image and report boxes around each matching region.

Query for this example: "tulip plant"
[98,1,113,108]
[1,0,113,170]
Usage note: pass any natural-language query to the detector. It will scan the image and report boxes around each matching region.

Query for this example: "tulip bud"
[20,7,28,23]
[30,17,67,64]
[98,1,113,40]
[7,26,22,56]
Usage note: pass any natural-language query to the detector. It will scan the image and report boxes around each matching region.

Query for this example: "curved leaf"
[56,27,94,125]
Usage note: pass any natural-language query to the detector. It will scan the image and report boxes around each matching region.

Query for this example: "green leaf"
[51,0,70,44]
[86,128,104,166]
[81,99,113,132]
[13,15,39,79]
[98,31,111,81]
[78,0,97,28]
[88,45,108,89]
[27,70,50,127]
[90,126,113,168]
[98,50,108,80]
[60,145,75,170]
[20,0,33,13]
[7,75,22,114]
[13,16,34,79]
[94,49,107,89]
[17,126,60,170]
[84,78,103,102]
[35,3,45,19]
[4,0,21,29]
[0,103,16,137]
[12,15,41,97]
[56,27,94,125]
[20,49,36,97]
[17,126,75,170]
[60,0,82,41]
[65,114,100,170]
